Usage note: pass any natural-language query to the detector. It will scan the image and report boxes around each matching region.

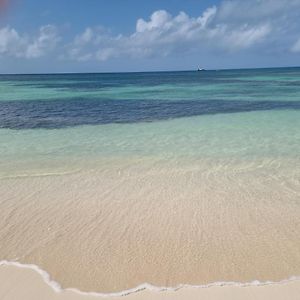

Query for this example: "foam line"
[1,260,300,298]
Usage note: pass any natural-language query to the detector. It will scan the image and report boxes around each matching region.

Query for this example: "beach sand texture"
[1,158,300,293]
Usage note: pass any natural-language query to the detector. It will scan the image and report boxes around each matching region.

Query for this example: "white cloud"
[74,27,94,46]
[66,4,273,62]
[0,27,25,57]
[25,25,60,58]
[2,0,300,64]
[0,25,59,59]
[223,24,272,50]
[68,0,299,63]
[136,10,172,33]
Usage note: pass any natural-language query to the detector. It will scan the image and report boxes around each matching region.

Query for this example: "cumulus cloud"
[0,27,22,56]
[65,5,270,62]
[65,0,283,62]
[0,25,59,58]
[25,25,60,58]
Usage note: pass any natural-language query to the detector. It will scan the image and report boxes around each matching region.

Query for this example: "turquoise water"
[1,68,300,103]
[0,68,299,176]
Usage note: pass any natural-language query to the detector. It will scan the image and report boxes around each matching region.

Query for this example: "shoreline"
[1,262,300,300]
[0,260,300,297]
[1,70,300,299]
[1,158,300,292]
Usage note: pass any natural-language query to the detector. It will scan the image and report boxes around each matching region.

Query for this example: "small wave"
[1,260,300,298]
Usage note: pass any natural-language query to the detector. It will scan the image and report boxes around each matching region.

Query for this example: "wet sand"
[1,158,300,293]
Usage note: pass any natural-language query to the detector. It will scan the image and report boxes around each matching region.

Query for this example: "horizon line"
[0,65,300,76]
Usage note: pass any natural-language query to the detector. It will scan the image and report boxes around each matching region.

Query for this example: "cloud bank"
[65,6,273,62]
[1,0,300,64]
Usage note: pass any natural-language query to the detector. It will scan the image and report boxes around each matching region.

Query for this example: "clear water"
[0,68,300,176]
[1,68,300,293]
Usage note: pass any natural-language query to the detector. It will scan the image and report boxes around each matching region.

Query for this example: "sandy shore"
[1,264,300,300]
[1,158,300,292]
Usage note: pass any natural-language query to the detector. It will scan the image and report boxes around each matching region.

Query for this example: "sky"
[1,0,300,73]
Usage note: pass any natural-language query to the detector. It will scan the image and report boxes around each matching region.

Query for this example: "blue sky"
[1,0,300,73]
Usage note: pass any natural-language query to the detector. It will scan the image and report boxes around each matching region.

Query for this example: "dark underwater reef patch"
[1,98,299,129]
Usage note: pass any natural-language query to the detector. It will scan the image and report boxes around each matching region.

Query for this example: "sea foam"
[1,260,299,298]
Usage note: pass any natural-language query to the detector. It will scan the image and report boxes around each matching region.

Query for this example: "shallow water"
[0,68,300,293]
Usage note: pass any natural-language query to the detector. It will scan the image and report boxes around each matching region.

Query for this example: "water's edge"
[1,260,300,298]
